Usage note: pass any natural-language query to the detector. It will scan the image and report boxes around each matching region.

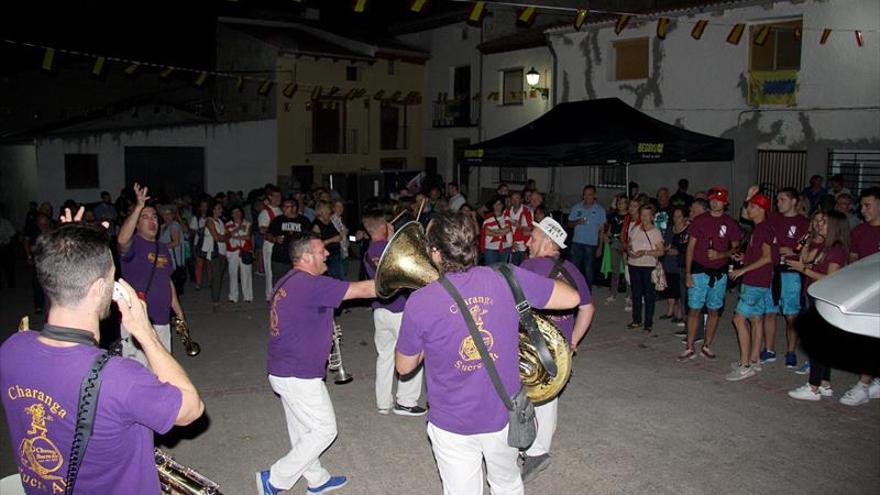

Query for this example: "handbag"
[643,229,668,291]
[438,274,537,450]
[240,250,254,265]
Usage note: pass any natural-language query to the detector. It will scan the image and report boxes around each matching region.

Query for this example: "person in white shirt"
[505,191,533,266]
[225,206,254,303]
[258,186,283,301]
[447,182,467,212]
[203,201,228,312]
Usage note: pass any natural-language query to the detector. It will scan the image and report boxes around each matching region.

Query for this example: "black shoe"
[674,329,688,337]
[393,404,427,416]
[659,314,672,320]
[626,322,641,329]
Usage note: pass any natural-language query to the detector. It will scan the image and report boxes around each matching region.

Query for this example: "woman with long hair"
[620,197,641,311]
[225,205,253,303]
[659,206,689,323]
[785,210,849,401]
[189,199,211,290]
[203,201,228,311]
[480,196,512,265]
[626,204,665,333]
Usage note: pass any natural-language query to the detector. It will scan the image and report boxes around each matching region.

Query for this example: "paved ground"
[1,265,879,495]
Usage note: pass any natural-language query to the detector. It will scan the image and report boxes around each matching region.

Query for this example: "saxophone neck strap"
[438,275,513,411]
[65,349,113,495]
[547,258,577,289]
[491,264,558,378]
[40,324,99,347]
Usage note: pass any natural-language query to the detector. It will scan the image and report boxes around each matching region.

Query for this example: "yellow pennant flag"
[160,67,174,78]
[517,7,537,27]
[726,23,745,45]
[92,56,106,76]
[409,0,427,13]
[754,25,771,46]
[124,63,140,75]
[353,0,367,13]
[311,85,323,99]
[236,76,244,92]
[42,48,55,71]
[574,10,588,31]
[691,19,708,40]
[283,82,298,98]
[259,80,273,95]
[467,2,486,25]
[372,89,385,100]
[195,71,208,86]
[656,18,670,40]
[614,15,631,35]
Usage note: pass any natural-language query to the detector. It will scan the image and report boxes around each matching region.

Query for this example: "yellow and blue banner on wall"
[749,70,798,105]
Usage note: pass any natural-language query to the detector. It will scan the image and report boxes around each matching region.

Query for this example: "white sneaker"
[726,364,756,381]
[605,295,616,303]
[840,382,871,406]
[818,384,833,397]
[624,306,632,312]
[869,378,880,399]
[750,360,763,372]
[788,384,821,401]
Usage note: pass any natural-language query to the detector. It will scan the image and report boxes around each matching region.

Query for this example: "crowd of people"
[1,170,878,495]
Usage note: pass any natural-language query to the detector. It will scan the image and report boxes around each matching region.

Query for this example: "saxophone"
[171,317,201,356]
[155,449,222,494]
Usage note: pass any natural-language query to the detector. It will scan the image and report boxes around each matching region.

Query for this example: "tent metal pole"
[625,163,630,198]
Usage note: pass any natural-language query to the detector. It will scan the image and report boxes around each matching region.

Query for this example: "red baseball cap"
[707,186,729,204]
[749,193,771,211]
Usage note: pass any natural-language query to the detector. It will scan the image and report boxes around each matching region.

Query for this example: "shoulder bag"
[644,229,668,291]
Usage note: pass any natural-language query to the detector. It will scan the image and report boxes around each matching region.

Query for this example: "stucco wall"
[0,143,39,229]
[33,119,277,208]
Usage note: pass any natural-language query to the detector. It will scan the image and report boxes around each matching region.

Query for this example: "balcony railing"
[432,96,480,128]
[305,128,358,155]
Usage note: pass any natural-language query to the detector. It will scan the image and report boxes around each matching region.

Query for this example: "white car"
[808,252,880,339]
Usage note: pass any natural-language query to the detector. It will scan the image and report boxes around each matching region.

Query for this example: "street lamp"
[525,67,548,99]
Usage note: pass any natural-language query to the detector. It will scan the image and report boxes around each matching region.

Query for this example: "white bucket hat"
[535,217,567,249]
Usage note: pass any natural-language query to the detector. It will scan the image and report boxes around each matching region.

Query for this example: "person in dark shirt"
[670,178,694,210]
[312,201,344,280]
[267,198,311,285]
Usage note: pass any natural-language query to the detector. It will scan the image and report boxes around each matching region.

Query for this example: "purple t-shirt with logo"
[768,213,810,253]
[267,270,350,378]
[0,331,181,495]
[363,240,406,313]
[519,257,592,342]
[742,220,778,287]
[121,234,173,325]
[397,265,554,435]
[689,212,743,270]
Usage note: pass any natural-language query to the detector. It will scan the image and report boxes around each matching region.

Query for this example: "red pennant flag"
[691,19,708,40]
[409,0,427,13]
[855,30,863,47]
[574,10,588,31]
[467,2,486,26]
[656,18,670,40]
[754,25,771,46]
[726,23,745,45]
[820,28,832,45]
[517,7,536,27]
[352,0,367,14]
[614,15,630,35]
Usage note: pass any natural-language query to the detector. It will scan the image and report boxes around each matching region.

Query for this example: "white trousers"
[374,308,423,409]
[226,251,253,302]
[427,423,523,495]
[262,243,274,301]
[268,375,335,490]
[121,323,171,368]
[524,397,558,457]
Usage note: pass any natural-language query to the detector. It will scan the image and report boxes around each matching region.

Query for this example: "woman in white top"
[225,205,253,303]
[626,204,665,333]
[189,199,210,290]
[202,201,227,310]
[480,196,512,265]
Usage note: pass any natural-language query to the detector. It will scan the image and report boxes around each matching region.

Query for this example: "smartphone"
[348,235,357,242]
[112,281,132,307]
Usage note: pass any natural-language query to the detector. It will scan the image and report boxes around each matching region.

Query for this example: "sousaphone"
[375,221,572,405]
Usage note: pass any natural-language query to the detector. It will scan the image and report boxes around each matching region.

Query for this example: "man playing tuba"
[395,211,579,495]
[519,217,595,482]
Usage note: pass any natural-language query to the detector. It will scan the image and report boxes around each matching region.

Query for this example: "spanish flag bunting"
[343,88,356,99]
[311,85,323,99]
[258,79,273,95]
[352,0,367,13]
[517,7,537,27]
[42,47,55,71]
[691,19,708,40]
[726,23,745,45]
[389,90,402,101]
[195,71,208,86]
[754,25,771,46]
[467,2,486,26]
[793,26,802,41]
[92,56,106,76]
[855,30,863,47]
[124,63,140,75]
[236,76,244,92]
[160,67,174,78]
[373,89,385,100]
[614,15,630,35]
[819,28,831,45]
[574,10,588,31]
[283,82,298,98]
[409,0,428,13]
[656,17,670,40]
[353,88,366,98]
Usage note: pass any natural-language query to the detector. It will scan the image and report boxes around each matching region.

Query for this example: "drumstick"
[415,198,426,222]
[390,208,408,225]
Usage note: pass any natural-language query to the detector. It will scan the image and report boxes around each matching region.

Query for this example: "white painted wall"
[0,143,39,229]
[33,119,277,209]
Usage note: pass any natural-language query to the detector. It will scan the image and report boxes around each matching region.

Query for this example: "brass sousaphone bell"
[375,221,572,405]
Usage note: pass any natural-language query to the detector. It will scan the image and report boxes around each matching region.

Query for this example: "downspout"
[547,35,558,108]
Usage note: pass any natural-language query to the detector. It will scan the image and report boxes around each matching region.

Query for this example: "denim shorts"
[688,272,727,311]
[778,272,802,315]
[736,284,775,318]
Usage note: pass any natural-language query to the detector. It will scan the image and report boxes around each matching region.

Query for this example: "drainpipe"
[547,35,558,107]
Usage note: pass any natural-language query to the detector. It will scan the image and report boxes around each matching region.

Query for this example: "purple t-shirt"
[850,223,880,260]
[689,212,743,270]
[519,257,592,342]
[121,234,173,325]
[267,270,350,378]
[397,266,554,435]
[742,220,778,287]
[1,331,181,495]
[363,240,406,313]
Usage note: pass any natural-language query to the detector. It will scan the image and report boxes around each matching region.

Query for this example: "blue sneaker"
[759,350,777,364]
[785,352,797,368]
[795,360,810,375]
[255,470,279,495]
[308,476,348,494]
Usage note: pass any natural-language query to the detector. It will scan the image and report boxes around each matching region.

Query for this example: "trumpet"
[155,448,222,494]
[170,317,201,357]
[328,321,353,384]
